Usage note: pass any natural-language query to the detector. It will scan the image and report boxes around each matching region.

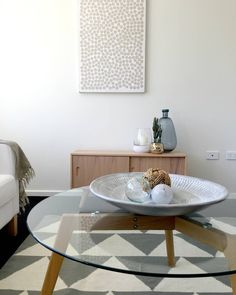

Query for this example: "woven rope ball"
[142,168,171,189]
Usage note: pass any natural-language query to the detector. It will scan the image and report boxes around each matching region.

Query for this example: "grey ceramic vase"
[159,109,177,152]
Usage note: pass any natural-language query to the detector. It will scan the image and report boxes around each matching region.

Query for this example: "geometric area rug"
[0,230,233,295]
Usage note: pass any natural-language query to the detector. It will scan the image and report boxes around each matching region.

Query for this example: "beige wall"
[0,0,236,193]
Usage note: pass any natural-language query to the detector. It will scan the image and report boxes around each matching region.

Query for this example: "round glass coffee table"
[27,187,236,294]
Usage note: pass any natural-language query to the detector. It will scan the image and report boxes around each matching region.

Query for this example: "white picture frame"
[79,0,146,93]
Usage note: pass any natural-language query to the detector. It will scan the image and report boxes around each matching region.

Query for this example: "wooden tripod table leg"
[229,274,236,295]
[41,214,78,295]
[91,213,176,267]
[41,252,64,295]
[223,236,236,295]
[41,213,177,294]
[165,230,175,267]
[175,217,236,295]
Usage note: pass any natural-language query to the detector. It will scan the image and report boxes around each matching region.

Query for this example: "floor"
[0,219,232,294]
[0,197,44,268]
[0,197,233,294]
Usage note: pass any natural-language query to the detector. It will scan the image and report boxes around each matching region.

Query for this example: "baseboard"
[26,190,64,197]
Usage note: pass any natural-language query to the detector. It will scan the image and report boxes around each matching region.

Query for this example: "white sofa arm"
[0,144,16,177]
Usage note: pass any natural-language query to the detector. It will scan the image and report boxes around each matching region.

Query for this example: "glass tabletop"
[27,187,236,278]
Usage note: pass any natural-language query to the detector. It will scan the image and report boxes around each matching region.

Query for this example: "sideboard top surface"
[71,150,186,158]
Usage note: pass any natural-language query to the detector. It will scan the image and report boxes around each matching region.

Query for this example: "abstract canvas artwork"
[79,0,146,93]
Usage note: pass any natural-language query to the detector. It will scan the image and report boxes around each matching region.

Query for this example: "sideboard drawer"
[71,155,129,187]
[130,156,186,174]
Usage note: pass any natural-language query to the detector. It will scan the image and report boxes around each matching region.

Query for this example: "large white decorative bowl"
[90,172,228,216]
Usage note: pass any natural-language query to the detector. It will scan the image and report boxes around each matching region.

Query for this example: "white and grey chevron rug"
[0,227,233,295]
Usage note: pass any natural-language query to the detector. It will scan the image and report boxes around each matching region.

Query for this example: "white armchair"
[0,144,19,235]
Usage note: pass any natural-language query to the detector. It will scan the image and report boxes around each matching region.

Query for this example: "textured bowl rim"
[90,172,228,209]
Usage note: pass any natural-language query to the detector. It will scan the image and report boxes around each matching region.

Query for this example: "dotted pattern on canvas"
[79,0,146,92]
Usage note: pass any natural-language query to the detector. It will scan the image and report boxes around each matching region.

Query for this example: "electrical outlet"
[226,151,236,160]
[206,151,219,160]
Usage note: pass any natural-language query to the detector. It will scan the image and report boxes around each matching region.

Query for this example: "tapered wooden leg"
[165,229,175,267]
[223,236,236,295]
[7,215,18,236]
[176,217,236,295]
[229,274,236,295]
[41,214,78,294]
[41,252,64,295]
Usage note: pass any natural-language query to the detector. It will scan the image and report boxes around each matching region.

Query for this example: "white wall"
[0,0,236,194]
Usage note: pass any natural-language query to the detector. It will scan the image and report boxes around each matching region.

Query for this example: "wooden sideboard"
[71,150,187,188]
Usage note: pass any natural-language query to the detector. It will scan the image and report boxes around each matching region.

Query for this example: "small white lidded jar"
[133,128,151,153]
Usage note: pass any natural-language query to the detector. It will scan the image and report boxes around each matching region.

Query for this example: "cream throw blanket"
[0,140,35,211]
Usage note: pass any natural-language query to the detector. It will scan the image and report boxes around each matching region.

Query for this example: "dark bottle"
[159,109,177,152]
